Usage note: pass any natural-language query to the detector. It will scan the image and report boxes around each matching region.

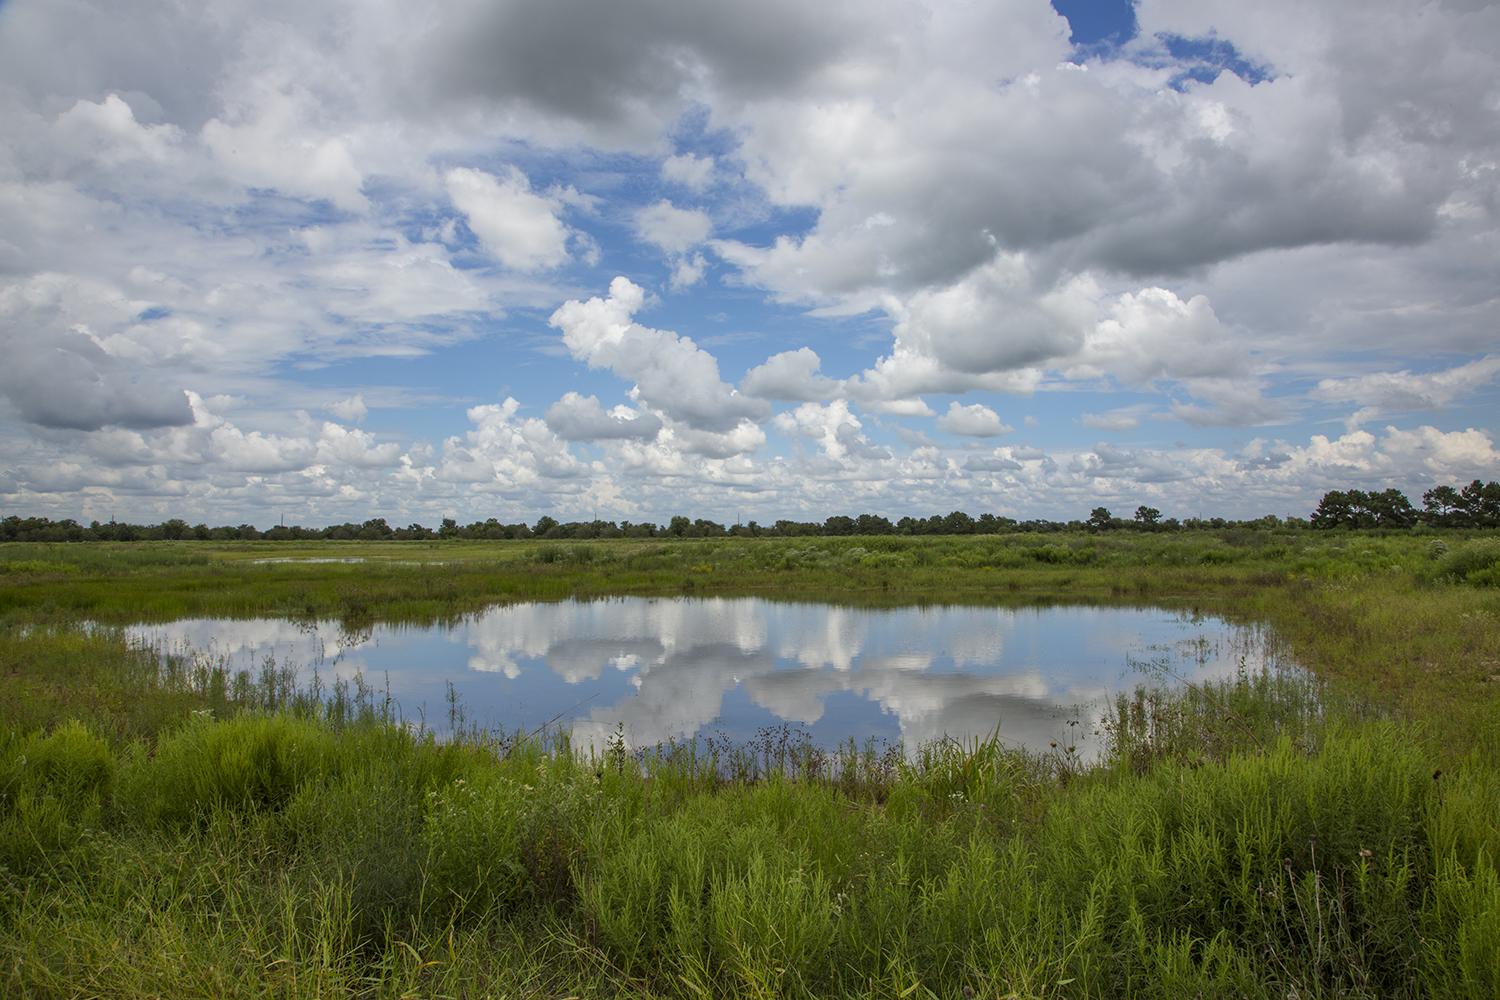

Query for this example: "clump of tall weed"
[576,781,870,993]
[422,750,594,924]
[120,713,339,826]
[1038,726,1433,994]
[2,719,115,802]
[278,727,471,944]
[1431,538,1500,586]
[1421,854,1500,997]
[0,720,115,879]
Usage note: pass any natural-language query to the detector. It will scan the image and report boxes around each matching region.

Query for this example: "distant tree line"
[1,482,1494,543]
[1309,480,1500,529]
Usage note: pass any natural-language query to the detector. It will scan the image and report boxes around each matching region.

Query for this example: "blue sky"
[0,0,1497,526]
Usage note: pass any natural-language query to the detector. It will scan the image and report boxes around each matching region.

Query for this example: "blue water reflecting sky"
[126,599,1278,756]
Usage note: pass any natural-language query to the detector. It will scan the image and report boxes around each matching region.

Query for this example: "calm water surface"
[125,598,1283,756]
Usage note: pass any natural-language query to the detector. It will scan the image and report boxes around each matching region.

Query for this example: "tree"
[1312,488,1416,529]
[1460,479,1500,527]
[942,510,976,534]
[532,515,559,537]
[1423,485,1466,526]
[358,518,393,540]
[1087,507,1114,531]
[1365,489,1416,528]
[1133,505,1162,529]
[1311,491,1356,529]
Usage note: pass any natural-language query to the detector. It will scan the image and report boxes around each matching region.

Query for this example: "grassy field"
[2,532,1498,997]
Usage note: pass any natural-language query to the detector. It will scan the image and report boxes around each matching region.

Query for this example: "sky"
[1,0,1497,528]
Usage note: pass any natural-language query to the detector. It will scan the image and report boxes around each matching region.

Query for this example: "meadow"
[2,531,1498,997]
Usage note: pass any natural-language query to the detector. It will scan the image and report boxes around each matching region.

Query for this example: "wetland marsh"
[2,531,1498,997]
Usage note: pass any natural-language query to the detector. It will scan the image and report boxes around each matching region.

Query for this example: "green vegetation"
[2,531,1499,996]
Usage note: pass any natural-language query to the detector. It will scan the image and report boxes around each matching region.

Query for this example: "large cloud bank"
[1,0,1496,523]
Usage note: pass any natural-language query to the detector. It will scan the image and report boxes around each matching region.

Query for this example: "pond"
[125,598,1285,757]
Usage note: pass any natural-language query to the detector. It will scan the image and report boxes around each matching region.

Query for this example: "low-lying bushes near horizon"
[2,664,1497,997]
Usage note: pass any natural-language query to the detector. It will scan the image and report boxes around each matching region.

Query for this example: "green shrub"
[1433,539,1500,585]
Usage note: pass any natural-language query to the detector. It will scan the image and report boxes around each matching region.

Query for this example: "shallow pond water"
[125,598,1285,757]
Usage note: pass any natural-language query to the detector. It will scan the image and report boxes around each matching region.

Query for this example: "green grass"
[3,699,1497,996]
[2,531,1498,996]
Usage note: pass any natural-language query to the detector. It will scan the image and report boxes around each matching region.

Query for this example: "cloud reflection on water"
[126,599,1275,756]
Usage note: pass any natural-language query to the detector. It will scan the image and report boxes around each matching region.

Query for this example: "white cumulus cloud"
[634,200,712,253]
[937,402,1013,437]
[548,277,768,432]
[445,166,570,271]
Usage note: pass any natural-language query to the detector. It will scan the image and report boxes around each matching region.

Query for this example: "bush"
[1433,539,1500,585]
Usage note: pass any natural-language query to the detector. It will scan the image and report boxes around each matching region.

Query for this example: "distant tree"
[1366,488,1417,528]
[1422,485,1466,526]
[358,518,393,540]
[1311,491,1357,529]
[533,515,559,538]
[942,510,976,534]
[824,515,856,536]
[1313,488,1415,529]
[1087,507,1114,531]
[667,515,691,538]
[1461,479,1500,527]
[1133,505,1162,529]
